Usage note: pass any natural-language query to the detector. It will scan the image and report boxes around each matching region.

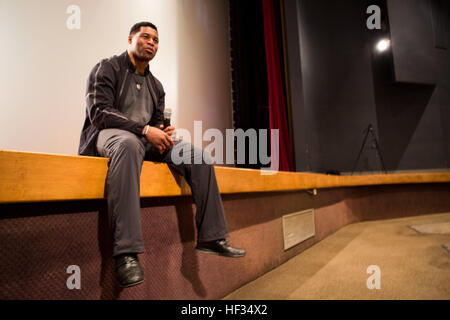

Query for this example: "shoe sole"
[118,278,144,288]
[196,247,246,258]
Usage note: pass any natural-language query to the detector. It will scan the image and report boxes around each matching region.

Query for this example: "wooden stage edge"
[1,149,449,203]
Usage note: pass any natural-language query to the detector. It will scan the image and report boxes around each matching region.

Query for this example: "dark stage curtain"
[229,0,294,171]
[261,0,294,172]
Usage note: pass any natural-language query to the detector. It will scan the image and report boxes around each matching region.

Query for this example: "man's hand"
[143,125,174,153]
[161,124,175,137]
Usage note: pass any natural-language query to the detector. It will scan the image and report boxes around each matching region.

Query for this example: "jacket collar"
[122,50,150,75]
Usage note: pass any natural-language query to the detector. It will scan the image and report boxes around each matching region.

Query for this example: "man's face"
[128,26,159,62]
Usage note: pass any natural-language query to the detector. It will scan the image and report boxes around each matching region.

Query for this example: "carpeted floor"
[224,213,450,300]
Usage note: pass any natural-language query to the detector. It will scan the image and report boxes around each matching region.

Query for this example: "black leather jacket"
[78,51,165,156]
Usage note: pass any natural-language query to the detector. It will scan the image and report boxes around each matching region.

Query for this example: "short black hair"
[129,21,157,36]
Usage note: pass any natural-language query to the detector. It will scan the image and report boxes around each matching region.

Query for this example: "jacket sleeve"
[85,60,145,136]
[150,77,165,127]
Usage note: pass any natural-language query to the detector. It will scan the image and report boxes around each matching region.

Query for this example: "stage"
[1,150,449,299]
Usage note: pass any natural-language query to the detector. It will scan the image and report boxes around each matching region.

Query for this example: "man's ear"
[128,35,133,45]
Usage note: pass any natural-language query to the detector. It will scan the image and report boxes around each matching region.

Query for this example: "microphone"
[163,108,178,142]
[163,108,171,128]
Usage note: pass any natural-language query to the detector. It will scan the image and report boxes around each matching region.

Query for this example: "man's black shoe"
[196,239,246,258]
[114,254,144,288]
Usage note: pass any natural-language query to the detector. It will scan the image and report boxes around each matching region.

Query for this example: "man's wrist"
[142,125,150,136]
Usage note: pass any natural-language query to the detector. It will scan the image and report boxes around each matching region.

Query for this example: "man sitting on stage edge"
[78,21,246,288]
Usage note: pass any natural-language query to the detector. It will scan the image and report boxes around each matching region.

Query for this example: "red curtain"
[261,0,294,172]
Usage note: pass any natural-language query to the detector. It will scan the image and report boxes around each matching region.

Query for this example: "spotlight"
[376,39,390,52]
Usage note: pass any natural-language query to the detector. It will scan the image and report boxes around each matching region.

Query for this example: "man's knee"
[169,141,216,165]
[115,135,145,158]
[99,129,144,159]
[189,144,214,165]
[201,149,214,165]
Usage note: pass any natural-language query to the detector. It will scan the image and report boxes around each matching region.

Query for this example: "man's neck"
[127,50,149,74]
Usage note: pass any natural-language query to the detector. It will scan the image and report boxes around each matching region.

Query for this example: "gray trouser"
[96,128,229,257]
